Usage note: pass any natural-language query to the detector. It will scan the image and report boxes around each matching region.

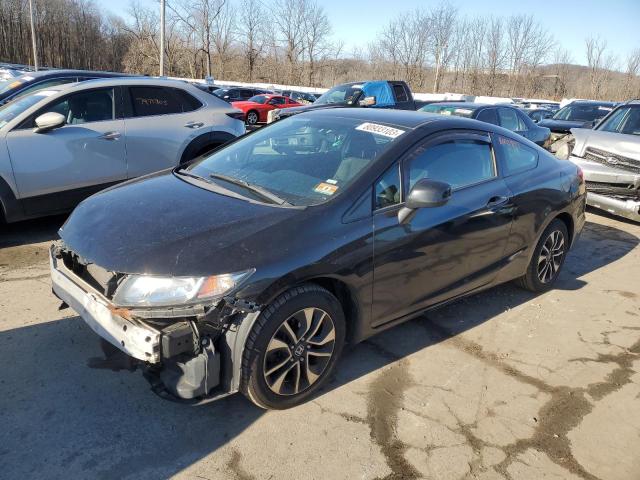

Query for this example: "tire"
[516,219,569,292]
[241,284,346,409]
[246,110,259,125]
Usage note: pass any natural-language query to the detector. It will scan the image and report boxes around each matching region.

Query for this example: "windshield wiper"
[208,173,290,206]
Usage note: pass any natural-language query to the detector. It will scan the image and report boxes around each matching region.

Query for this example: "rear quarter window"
[494,135,538,176]
[129,86,200,117]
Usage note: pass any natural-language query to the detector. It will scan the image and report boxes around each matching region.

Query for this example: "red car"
[231,94,302,125]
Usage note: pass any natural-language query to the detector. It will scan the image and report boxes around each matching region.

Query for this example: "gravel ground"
[0,209,638,480]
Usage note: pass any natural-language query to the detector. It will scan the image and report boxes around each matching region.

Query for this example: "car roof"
[15,69,134,80]
[49,77,198,92]
[568,100,616,107]
[423,102,502,110]
[299,107,475,129]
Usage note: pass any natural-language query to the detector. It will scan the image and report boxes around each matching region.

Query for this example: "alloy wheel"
[537,230,565,283]
[247,112,258,124]
[263,307,336,396]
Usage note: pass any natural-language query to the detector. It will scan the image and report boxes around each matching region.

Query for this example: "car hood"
[571,128,640,161]
[59,171,301,277]
[538,119,591,132]
[230,101,261,109]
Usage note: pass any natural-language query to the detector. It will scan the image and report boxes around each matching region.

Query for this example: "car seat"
[334,132,380,183]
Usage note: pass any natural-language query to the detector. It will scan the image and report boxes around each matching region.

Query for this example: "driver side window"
[19,88,115,129]
[406,138,496,191]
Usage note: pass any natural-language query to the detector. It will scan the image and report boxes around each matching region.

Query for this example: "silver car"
[0,78,245,223]
[569,101,640,222]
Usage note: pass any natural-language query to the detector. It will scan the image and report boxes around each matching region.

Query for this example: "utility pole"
[28,0,39,71]
[160,0,165,76]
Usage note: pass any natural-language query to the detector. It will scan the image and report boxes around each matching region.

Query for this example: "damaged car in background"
[539,100,616,156]
[51,109,585,409]
[568,100,640,222]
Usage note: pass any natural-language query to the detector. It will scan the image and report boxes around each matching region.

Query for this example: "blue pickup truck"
[268,80,425,123]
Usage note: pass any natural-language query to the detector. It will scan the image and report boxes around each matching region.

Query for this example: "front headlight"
[112,269,254,307]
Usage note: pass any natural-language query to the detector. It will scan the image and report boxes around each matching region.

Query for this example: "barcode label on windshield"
[355,122,405,138]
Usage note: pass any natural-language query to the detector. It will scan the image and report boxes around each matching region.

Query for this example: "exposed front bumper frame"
[50,250,162,363]
[569,156,640,222]
[586,192,640,222]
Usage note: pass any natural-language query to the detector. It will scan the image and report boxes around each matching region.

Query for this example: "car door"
[371,130,514,327]
[5,87,126,216]
[122,85,205,177]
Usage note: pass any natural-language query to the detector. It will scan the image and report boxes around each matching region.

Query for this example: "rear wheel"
[516,219,568,292]
[246,110,259,125]
[241,284,345,409]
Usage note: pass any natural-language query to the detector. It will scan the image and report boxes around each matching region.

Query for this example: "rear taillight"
[226,112,244,121]
[576,166,584,184]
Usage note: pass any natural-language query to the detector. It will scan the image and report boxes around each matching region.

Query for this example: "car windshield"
[185,116,407,206]
[0,78,24,95]
[419,104,474,118]
[314,84,364,105]
[0,90,54,128]
[597,106,640,136]
[553,104,613,122]
[248,95,268,104]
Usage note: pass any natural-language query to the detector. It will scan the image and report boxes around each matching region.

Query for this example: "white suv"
[0,78,245,222]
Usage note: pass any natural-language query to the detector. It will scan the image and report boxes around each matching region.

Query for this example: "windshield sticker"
[455,108,473,115]
[314,182,339,195]
[351,84,364,89]
[325,178,338,185]
[598,106,612,111]
[355,122,405,138]
[21,76,33,81]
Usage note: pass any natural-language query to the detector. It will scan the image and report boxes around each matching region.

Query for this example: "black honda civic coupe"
[50,109,586,409]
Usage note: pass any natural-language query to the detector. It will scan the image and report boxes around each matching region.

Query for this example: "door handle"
[99,131,121,140]
[184,121,204,129]
[486,195,510,208]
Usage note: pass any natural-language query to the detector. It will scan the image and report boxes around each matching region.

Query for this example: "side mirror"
[359,96,377,107]
[398,178,452,224]
[34,112,66,133]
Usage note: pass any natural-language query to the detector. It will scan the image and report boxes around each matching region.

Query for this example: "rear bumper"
[50,249,161,363]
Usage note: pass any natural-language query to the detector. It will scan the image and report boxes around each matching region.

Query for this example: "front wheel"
[241,284,345,409]
[516,219,569,292]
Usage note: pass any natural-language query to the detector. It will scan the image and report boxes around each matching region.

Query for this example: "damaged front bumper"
[49,243,261,402]
[50,249,162,363]
[569,156,640,222]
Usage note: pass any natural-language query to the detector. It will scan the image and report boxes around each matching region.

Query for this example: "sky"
[102,0,640,67]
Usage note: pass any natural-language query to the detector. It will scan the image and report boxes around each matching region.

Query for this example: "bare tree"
[623,48,640,98]
[272,0,307,84]
[211,0,235,78]
[429,3,457,93]
[585,37,617,98]
[237,0,265,82]
[484,17,505,95]
[169,0,227,78]
[302,0,331,86]
[376,10,430,88]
